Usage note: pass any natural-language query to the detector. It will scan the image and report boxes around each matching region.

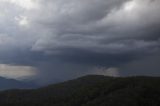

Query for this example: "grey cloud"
[30,0,160,82]
[0,0,160,84]
[120,52,160,76]
[90,67,120,77]
[31,0,160,54]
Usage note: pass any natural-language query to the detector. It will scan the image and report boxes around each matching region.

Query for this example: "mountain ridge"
[0,75,160,106]
[0,76,37,90]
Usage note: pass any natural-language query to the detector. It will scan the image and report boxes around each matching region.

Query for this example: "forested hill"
[0,75,160,106]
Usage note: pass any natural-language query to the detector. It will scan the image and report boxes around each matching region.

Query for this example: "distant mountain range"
[0,75,160,106]
[0,77,37,90]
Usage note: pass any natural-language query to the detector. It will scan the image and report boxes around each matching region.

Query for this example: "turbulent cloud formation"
[0,0,160,83]
[32,0,160,54]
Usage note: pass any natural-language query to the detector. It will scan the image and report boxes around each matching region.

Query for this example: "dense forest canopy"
[0,75,160,106]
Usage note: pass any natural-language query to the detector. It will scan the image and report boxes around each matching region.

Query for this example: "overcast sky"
[0,0,160,84]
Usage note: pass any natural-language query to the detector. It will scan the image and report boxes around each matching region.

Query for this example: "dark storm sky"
[0,0,160,84]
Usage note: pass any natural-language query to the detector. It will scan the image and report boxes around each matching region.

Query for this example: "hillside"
[0,75,160,106]
[0,77,37,90]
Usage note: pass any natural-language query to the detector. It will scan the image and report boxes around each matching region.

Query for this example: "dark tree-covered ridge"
[0,75,160,106]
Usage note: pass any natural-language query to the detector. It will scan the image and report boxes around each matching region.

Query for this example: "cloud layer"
[0,0,160,83]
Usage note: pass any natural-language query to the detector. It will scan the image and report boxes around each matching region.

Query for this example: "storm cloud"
[0,0,160,84]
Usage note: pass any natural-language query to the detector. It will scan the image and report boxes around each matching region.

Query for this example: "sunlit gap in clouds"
[0,64,38,80]
[0,0,38,10]
[124,0,137,11]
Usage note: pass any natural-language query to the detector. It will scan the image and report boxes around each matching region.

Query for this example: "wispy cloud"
[91,67,120,77]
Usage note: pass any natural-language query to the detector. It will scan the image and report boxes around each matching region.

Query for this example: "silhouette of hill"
[0,75,160,106]
[0,77,36,90]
